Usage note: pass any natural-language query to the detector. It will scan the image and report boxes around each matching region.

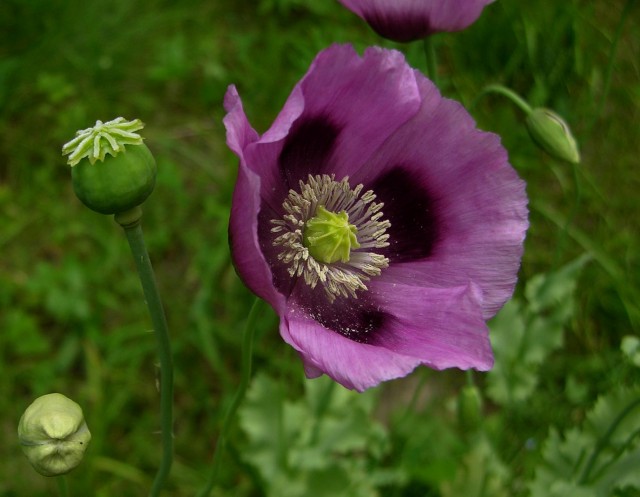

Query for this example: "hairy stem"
[473,84,533,115]
[115,207,174,497]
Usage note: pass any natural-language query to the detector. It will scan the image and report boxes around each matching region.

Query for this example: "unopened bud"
[457,385,483,432]
[18,393,91,477]
[526,108,580,164]
[62,117,157,215]
[621,335,640,367]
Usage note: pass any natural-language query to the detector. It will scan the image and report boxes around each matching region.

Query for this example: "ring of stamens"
[271,174,390,301]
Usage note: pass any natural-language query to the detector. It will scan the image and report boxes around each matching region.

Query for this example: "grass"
[1,0,639,495]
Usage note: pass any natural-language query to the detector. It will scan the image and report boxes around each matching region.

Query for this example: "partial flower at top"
[224,44,528,391]
[337,0,495,42]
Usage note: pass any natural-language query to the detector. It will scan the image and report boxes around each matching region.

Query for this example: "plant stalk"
[473,84,533,115]
[115,207,174,497]
[196,297,264,497]
[423,36,439,86]
[56,476,69,497]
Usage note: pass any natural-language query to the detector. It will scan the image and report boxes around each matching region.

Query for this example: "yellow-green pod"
[18,393,91,477]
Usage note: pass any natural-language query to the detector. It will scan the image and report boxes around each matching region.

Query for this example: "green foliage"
[530,387,640,497]
[441,436,510,497]
[487,255,591,405]
[621,336,640,368]
[239,373,395,497]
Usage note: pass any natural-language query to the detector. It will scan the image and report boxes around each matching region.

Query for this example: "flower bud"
[526,108,580,164]
[18,393,91,477]
[62,117,157,215]
[457,385,483,433]
[621,335,640,367]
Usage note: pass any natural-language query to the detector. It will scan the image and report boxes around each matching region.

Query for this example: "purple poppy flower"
[224,45,527,391]
[337,0,495,42]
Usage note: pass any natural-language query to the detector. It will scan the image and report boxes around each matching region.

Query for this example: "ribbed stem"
[115,206,174,497]
[196,297,264,497]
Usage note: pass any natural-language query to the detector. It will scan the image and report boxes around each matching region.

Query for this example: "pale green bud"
[18,393,91,477]
[526,108,580,164]
[621,335,640,367]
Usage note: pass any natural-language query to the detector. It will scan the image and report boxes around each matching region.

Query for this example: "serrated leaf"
[529,386,640,496]
[487,256,588,405]
[240,374,391,497]
[530,479,597,497]
[525,254,591,313]
[440,436,510,497]
[238,373,290,479]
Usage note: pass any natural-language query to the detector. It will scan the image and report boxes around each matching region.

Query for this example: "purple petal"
[223,86,259,156]
[228,165,286,313]
[278,116,341,188]
[368,166,439,263]
[272,45,422,187]
[224,86,286,312]
[280,307,422,392]
[338,0,495,42]
[280,281,491,391]
[368,281,494,370]
[285,278,387,343]
[350,73,528,319]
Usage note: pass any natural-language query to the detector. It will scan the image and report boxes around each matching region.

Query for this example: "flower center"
[302,206,360,264]
[271,174,390,301]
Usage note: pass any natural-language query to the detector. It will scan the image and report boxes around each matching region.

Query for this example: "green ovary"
[303,206,360,264]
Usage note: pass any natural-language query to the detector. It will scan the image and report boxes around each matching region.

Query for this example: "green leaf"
[440,436,510,497]
[487,256,590,405]
[238,373,289,481]
[239,374,393,497]
[525,254,591,313]
[529,386,640,496]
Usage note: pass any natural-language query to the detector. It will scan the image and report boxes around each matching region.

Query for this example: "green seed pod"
[526,108,580,164]
[18,393,91,477]
[62,118,157,215]
[457,385,483,433]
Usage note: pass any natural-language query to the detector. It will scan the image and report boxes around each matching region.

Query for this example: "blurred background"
[1,0,638,496]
